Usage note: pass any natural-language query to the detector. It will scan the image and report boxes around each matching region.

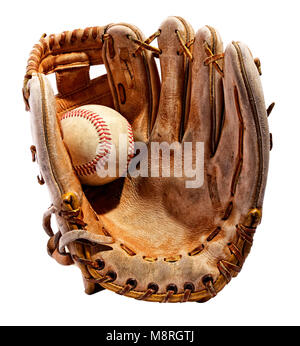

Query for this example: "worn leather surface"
[24,17,270,302]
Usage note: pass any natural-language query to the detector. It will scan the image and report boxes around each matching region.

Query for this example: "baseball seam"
[127,124,135,165]
[61,108,112,177]
[61,108,135,177]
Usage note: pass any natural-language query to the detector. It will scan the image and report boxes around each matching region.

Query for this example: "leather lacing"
[181,283,195,303]
[175,29,194,61]
[117,278,137,295]
[84,270,117,285]
[42,201,113,266]
[127,29,228,79]
[136,283,159,301]
[40,194,258,302]
[74,253,118,285]
[161,284,178,303]
[127,30,162,56]
[267,102,275,117]
[74,222,255,302]
[126,29,194,62]
[25,27,101,80]
[39,193,259,302]
[202,275,217,298]
[203,41,224,77]
[30,145,45,185]
[23,26,103,110]
[236,224,256,245]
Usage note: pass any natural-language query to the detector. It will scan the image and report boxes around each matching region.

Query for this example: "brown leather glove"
[23,17,272,302]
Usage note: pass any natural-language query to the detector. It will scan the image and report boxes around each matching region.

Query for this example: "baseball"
[60,105,134,186]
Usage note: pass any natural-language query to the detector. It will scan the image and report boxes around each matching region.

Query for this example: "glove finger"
[212,42,269,220]
[183,26,224,160]
[103,23,160,142]
[150,16,194,142]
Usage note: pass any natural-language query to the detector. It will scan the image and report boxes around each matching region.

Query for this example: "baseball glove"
[23,17,273,302]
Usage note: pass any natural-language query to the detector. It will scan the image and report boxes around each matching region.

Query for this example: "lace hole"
[184,282,195,292]
[148,283,159,293]
[106,270,117,281]
[126,278,137,289]
[95,259,105,271]
[202,275,213,285]
[166,284,178,294]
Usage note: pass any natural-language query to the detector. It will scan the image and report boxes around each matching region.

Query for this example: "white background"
[0,0,298,326]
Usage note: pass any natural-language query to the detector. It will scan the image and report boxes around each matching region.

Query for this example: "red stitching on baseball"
[61,108,134,177]
[61,109,112,177]
[127,124,135,165]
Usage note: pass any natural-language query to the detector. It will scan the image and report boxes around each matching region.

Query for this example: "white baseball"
[60,105,134,186]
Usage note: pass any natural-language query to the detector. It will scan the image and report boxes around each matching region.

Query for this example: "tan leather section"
[184,26,224,158]
[28,73,107,244]
[26,21,270,302]
[86,222,235,294]
[103,23,160,142]
[28,74,82,203]
[82,20,269,299]
[151,17,194,142]
[55,74,114,117]
[25,27,106,80]
[39,52,90,75]
[211,42,269,221]
[56,66,90,96]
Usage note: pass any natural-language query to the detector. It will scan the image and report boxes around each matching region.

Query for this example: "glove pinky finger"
[213,41,270,223]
